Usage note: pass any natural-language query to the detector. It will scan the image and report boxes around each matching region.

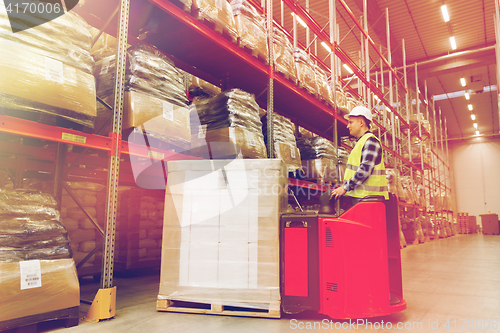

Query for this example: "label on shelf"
[163,101,174,121]
[148,150,165,160]
[100,57,111,75]
[198,125,207,139]
[19,260,42,290]
[62,132,87,144]
[215,0,223,11]
[44,57,63,84]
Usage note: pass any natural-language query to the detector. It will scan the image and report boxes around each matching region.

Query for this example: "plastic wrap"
[0,4,94,74]
[90,30,119,62]
[273,27,297,83]
[335,83,347,111]
[231,0,268,63]
[190,89,267,159]
[0,38,96,129]
[294,48,318,96]
[262,113,301,172]
[297,137,337,160]
[193,0,238,42]
[314,65,331,102]
[159,159,287,308]
[0,259,80,322]
[94,44,188,135]
[0,190,71,262]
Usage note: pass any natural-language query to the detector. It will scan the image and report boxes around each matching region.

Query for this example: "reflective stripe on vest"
[343,132,389,200]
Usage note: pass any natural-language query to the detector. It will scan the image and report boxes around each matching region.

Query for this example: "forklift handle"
[285,221,308,228]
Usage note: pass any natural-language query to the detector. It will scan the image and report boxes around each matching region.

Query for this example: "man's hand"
[330,186,346,200]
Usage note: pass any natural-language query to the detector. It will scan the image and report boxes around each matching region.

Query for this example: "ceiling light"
[343,64,354,74]
[460,78,466,87]
[475,130,480,135]
[321,42,331,53]
[450,36,457,50]
[291,13,307,28]
[464,92,470,100]
[468,104,473,111]
[441,5,450,22]
[471,114,475,120]
[473,123,478,129]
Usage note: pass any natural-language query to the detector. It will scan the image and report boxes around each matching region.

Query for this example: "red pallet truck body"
[281,194,406,319]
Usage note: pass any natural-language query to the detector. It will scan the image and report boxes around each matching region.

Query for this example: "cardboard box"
[191,126,267,159]
[159,159,287,307]
[0,259,80,322]
[0,39,96,128]
[274,142,301,172]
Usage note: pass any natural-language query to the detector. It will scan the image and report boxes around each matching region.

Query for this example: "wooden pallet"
[195,14,238,44]
[238,44,269,65]
[157,299,281,319]
[0,306,79,332]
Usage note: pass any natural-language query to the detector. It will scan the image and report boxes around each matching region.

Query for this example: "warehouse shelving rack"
[0,0,456,317]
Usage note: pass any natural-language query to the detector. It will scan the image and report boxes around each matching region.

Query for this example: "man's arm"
[342,137,382,191]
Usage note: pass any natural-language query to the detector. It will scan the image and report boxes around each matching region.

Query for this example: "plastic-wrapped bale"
[314,65,332,104]
[272,27,297,83]
[0,7,96,129]
[262,113,301,173]
[158,159,287,313]
[89,29,119,62]
[231,0,268,63]
[297,137,338,183]
[193,0,238,43]
[294,48,318,96]
[190,89,267,159]
[60,182,106,274]
[298,126,315,139]
[335,83,347,114]
[337,146,349,181]
[0,190,72,262]
[94,44,190,149]
[386,168,398,197]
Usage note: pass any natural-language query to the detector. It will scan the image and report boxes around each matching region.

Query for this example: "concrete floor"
[40,233,499,333]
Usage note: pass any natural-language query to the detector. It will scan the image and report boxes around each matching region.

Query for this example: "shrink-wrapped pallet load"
[94,44,190,149]
[158,159,287,314]
[231,0,268,63]
[190,89,267,159]
[297,137,338,183]
[262,113,301,173]
[193,0,238,43]
[314,65,332,104]
[0,5,96,129]
[294,48,318,96]
[0,189,79,323]
[272,27,297,83]
[188,75,222,97]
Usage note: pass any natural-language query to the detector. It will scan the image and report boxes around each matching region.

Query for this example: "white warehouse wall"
[449,137,500,218]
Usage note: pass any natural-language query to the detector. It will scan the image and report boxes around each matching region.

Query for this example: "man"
[330,105,389,207]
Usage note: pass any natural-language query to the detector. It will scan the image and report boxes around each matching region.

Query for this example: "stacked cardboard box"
[159,159,287,309]
[93,44,190,149]
[479,214,499,235]
[231,0,268,63]
[190,89,267,159]
[0,8,96,129]
[272,27,297,83]
[294,48,318,96]
[0,190,79,323]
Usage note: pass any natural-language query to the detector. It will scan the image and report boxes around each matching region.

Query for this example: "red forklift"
[281,192,407,319]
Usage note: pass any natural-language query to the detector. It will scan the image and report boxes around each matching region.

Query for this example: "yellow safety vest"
[344,132,389,200]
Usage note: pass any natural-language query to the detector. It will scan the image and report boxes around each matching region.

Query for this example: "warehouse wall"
[449,137,500,218]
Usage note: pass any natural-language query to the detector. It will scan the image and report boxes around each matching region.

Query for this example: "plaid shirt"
[343,131,383,192]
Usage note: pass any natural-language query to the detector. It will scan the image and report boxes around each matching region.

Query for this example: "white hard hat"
[345,105,372,122]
